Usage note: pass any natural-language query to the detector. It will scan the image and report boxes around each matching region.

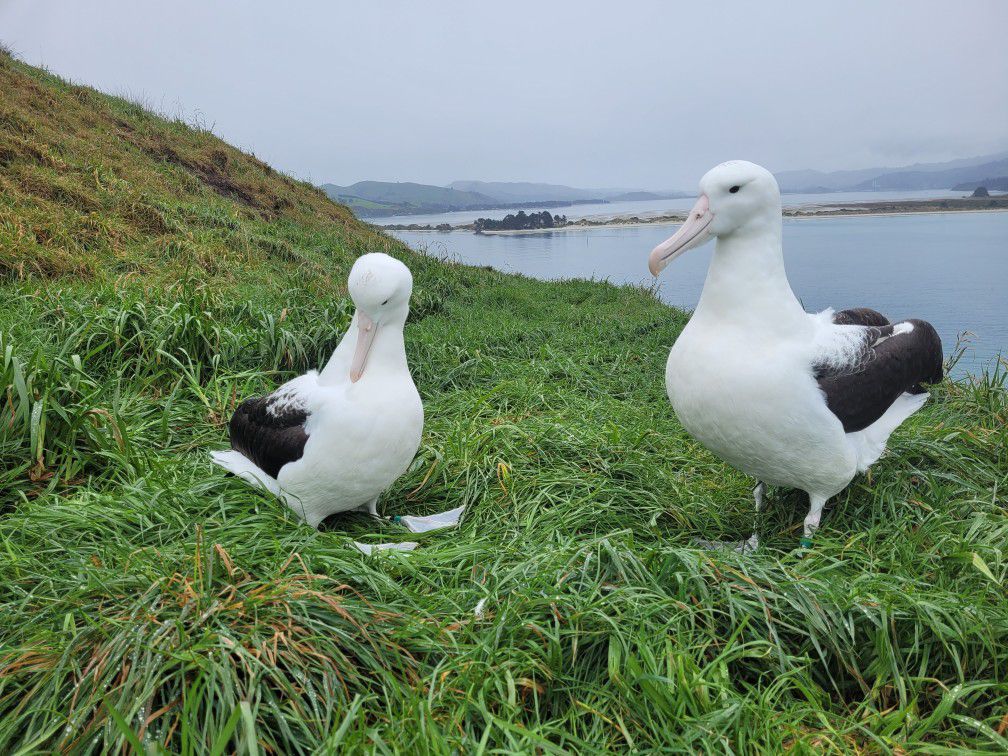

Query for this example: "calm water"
[392,211,1008,376]
[376,189,975,227]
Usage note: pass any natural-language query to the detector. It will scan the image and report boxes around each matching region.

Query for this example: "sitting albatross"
[648,161,942,549]
[211,252,430,529]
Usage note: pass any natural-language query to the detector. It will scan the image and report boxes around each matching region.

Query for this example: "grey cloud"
[1,0,1005,190]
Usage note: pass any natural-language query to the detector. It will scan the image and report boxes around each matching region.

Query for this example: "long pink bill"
[349,313,377,382]
[648,194,714,276]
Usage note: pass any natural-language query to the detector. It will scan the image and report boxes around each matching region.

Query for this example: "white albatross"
[648,161,942,549]
[211,252,460,533]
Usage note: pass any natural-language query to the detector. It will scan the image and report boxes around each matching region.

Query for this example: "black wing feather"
[228,394,309,478]
[815,318,942,433]
[832,308,890,327]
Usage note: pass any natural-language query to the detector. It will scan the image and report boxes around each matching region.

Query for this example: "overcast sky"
[1,1,1006,189]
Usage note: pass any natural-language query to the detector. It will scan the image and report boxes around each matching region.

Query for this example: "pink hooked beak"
[349,312,377,382]
[648,194,714,276]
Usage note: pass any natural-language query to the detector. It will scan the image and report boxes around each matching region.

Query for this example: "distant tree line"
[473,210,569,232]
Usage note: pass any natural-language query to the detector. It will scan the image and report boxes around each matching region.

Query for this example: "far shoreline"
[376,196,1008,234]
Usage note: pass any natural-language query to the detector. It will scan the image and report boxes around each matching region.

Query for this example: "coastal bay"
[389,210,1008,376]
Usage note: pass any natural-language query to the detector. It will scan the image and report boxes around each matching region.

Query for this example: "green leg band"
[799,537,814,549]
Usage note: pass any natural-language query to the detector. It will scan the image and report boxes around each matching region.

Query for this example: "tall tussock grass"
[0,283,352,500]
[3,271,1004,752]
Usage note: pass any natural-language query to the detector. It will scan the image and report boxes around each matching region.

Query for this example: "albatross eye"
[381,298,389,306]
[729,185,740,194]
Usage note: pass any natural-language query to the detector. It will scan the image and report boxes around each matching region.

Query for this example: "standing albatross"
[648,161,942,549]
[211,252,425,528]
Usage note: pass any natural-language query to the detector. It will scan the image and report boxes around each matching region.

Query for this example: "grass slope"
[0,51,392,284]
[1,51,1007,754]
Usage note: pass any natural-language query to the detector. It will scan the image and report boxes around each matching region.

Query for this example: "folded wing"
[228,383,311,478]
[814,312,942,433]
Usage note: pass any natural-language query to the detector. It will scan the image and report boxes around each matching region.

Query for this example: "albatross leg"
[356,497,380,519]
[740,482,765,554]
[800,494,827,550]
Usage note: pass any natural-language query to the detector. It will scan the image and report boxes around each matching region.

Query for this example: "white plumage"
[211,253,424,528]
[649,161,942,548]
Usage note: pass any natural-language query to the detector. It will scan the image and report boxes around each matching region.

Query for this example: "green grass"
[1,50,1007,754]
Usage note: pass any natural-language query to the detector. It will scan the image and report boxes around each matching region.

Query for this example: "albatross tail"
[847,391,929,473]
[210,449,283,496]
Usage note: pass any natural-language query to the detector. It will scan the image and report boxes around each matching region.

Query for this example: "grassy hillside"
[1,51,1007,754]
[0,51,394,285]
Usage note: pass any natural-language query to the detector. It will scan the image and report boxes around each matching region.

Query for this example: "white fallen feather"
[394,505,465,533]
[352,541,419,556]
[473,597,488,618]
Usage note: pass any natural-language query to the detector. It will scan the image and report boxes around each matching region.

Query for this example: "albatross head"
[649,160,781,276]
[347,252,413,382]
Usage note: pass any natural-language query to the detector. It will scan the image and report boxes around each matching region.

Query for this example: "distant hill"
[951,176,1008,192]
[448,180,607,203]
[320,179,645,218]
[606,190,685,202]
[848,159,1008,191]
[323,153,1008,218]
[775,151,1008,193]
[321,179,689,218]
[321,181,497,216]
[449,181,690,204]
